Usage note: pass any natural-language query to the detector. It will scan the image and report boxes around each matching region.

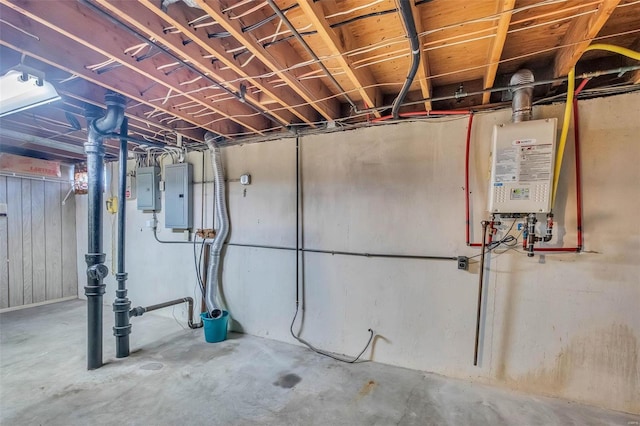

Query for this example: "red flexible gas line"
[464,113,475,246]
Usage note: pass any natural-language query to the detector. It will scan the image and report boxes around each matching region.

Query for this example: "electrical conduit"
[391,0,420,120]
[204,132,229,319]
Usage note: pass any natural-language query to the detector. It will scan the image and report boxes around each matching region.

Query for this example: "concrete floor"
[1,300,638,426]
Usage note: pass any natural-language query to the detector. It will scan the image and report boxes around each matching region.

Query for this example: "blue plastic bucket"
[200,311,229,343]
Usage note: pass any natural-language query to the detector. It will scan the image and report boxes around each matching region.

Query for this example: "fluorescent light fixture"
[0,66,61,118]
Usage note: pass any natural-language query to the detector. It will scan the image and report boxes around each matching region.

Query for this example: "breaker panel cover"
[136,166,161,211]
[488,118,557,214]
[164,162,193,229]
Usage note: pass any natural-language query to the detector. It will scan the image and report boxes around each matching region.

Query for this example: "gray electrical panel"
[136,166,161,211]
[165,162,193,229]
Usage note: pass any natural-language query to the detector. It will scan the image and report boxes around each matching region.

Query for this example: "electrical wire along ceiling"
[0,0,639,161]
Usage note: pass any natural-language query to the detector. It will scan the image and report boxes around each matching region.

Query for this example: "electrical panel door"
[488,118,557,214]
[136,166,161,211]
[164,162,193,229]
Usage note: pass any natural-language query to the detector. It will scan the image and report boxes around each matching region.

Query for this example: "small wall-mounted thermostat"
[240,174,251,185]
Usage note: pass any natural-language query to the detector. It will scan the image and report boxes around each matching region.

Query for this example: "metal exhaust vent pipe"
[510,69,534,122]
[204,132,229,319]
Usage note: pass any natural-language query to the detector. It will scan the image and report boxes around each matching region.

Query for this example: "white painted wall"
[77,91,640,414]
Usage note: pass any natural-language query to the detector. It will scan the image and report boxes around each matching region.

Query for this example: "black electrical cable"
[266,0,359,112]
[260,2,428,50]
[241,3,299,33]
[295,135,300,308]
[151,212,193,244]
[290,307,375,364]
[192,235,207,298]
[287,133,375,364]
[468,219,522,260]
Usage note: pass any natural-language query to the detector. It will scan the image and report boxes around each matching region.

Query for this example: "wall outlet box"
[240,174,251,185]
[457,256,469,270]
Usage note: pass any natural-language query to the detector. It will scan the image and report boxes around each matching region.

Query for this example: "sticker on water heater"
[510,188,530,200]
[512,138,537,146]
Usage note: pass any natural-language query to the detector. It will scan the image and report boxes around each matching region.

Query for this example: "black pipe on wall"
[130,297,202,329]
[84,92,126,370]
[113,117,132,358]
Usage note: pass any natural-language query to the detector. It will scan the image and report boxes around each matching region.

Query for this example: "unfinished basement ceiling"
[0,0,639,162]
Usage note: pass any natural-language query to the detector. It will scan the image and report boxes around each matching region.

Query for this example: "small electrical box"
[488,118,557,214]
[125,171,136,200]
[165,162,193,229]
[136,166,161,211]
[457,256,469,270]
[240,174,251,185]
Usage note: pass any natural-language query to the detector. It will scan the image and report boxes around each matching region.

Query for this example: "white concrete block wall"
[77,91,640,414]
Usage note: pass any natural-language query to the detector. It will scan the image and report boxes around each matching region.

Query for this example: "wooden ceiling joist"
[0,4,236,138]
[57,84,205,143]
[297,0,382,117]
[192,0,341,121]
[482,0,516,105]
[411,1,433,111]
[138,0,321,126]
[93,0,303,128]
[554,0,622,78]
[1,0,267,135]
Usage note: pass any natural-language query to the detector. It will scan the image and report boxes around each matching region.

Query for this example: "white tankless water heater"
[488,118,558,214]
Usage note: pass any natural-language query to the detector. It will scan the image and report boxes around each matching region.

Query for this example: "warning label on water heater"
[494,141,553,184]
[518,143,553,182]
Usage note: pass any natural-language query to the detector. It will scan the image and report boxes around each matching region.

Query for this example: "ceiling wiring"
[205,6,638,94]
[228,1,268,20]
[324,0,385,20]
[254,26,640,118]
[222,0,255,13]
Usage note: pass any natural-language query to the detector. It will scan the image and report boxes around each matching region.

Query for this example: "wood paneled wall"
[0,176,77,308]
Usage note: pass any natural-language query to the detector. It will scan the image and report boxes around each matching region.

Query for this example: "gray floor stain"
[274,373,302,388]
[140,362,163,371]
